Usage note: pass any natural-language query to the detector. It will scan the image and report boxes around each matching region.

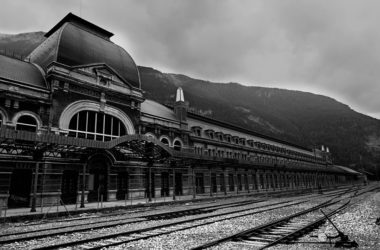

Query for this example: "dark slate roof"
[45,13,113,39]
[0,54,46,88]
[27,14,140,89]
[141,99,178,121]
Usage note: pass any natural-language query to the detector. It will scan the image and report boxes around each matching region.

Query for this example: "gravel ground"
[0,197,257,235]
[0,187,355,250]
[106,202,318,250]
[0,197,312,250]
[288,190,380,250]
[214,190,380,250]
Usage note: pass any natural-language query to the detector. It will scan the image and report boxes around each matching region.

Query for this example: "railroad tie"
[117,236,137,241]
[103,239,122,244]
[140,231,160,236]
[80,245,96,249]
[238,240,268,247]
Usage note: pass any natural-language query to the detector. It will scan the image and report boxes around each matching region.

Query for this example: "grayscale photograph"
[0,0,379,249]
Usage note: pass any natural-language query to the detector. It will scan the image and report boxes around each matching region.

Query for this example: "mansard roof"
[27,13,140,89]
[0,54,47,89]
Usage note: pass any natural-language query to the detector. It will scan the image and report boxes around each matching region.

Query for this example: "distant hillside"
[139,66,380,171]
[1,31,380,178]
[0,31,45,58]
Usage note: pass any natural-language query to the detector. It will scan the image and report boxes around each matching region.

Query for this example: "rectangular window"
[96,113,104,134]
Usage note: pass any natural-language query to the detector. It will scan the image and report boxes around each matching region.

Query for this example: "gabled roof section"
[0,54,47,89]
[45,12,113,40]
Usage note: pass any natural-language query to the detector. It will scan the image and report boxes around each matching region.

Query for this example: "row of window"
[68,110,127,141]
[147,135,182,151]
[191,126,319,162]
[0,111,129,143]
[196,172,329,194]
[193,145,325,167]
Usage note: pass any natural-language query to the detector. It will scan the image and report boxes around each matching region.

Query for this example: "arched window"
[160,137,170,146]
[68,110,126,141]
[16,115,37,132]
[173,140,182,151]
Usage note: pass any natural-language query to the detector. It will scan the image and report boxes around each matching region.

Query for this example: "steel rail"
[256,200,351,250]
[192,185,377,250]
[31,199,310,250]
[0,198,266,243]
[190,193,354,250]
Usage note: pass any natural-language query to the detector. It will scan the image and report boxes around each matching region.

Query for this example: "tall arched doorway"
[87,155,111,202]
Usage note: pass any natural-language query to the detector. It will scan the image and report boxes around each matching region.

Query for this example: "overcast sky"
[1,0,380,119]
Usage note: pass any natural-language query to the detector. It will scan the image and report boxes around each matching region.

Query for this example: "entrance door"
[87,157,108,202]
[161,172,169,197]
[219,173,225,192]
[117,172,128,200]
[211,173,217,193]
[195,173,204,194]
[61,170,78,204]
[8,169,32,208]
[175,173,183,195]
[228,174,235,191]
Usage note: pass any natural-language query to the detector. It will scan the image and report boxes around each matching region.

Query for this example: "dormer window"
[191,126,202,137]
[232,136,239,144]
[239,138,246,146]
[216,132,223,141]
[205,129,215,140]
[224,134,231,143]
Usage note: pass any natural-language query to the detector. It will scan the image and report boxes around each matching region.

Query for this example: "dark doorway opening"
[219,173,225,192]
[244,174,249,190]
[8,169,32,208]
[195,173,204,194]
[117,172,128,200]
[228,174,235,191]
[211,173,217,193]
[161,172,169,197]
[87,157,109,202]
[237,174,242,191]
[61,170,78,204]
[175,173,183,195]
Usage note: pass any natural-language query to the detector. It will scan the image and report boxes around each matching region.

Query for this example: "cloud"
[1,0,380,118]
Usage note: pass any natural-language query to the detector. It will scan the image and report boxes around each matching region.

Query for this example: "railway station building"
[0,13,361,210]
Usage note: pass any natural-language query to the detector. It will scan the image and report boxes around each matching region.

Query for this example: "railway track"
[0,186,359,249]
[1,187,351,242]
[191,185,378,250]
[29,189,357,250]
[31,200,310,250]
[0,198,269,242]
